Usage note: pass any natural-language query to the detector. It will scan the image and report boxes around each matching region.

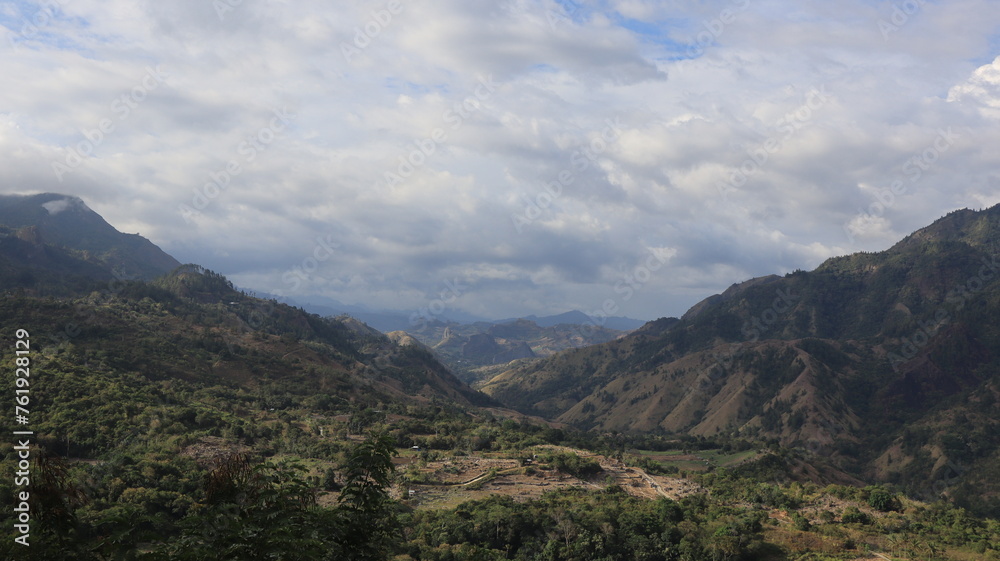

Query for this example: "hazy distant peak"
[387,331,429,350]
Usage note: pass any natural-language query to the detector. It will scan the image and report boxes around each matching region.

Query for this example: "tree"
[867,486,897,512]
[160,453,328,560]
[335,432,398,561]
[156,433,398,561]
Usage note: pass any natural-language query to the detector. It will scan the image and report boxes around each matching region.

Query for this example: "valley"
[1,193,999,560]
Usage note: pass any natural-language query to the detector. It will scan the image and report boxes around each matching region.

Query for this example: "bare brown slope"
[485,338,863,447]
[482,205,1000,517]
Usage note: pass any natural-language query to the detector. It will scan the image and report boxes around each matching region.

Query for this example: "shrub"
[866,486,897,512]
[841,506,871,525]
[545,452,603,479]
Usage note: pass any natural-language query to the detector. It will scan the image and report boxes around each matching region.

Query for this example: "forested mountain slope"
[483,205,1000,516]
[0,193,180,281]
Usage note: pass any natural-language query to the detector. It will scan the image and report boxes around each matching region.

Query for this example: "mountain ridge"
[481,204,1000,516]
[0,194,498,412]
[0,192,180,281]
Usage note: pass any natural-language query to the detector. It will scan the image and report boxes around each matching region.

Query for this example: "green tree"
[159,454,328,561]
[335,432,398,561]
[155,433,397,561]
[866,486,897,512]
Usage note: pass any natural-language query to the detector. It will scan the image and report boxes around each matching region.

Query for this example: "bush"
[544,452,603,479]
[866,486,897,512]
[841,506,871,525]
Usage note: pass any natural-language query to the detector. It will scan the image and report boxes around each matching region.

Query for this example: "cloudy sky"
[3,0,1000,322]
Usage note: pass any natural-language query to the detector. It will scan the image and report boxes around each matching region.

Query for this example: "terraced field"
[399,445,703,510]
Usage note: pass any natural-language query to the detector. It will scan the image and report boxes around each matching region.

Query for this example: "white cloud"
[948,55,1000,119]
[41,197,73,215]
[2,0,1000,320]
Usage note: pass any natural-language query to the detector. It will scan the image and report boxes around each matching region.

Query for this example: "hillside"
[401,317,629,384]
[0,199,998,560]
[0,224,118,296]
[491,310,646,331]
[481,205,1000,517]
[0,195,495,417]
[0,193,180,281]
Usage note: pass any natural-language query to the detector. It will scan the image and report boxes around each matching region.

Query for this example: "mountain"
[287,296,645,335]
[0,195,497,415]
[291,307,638,385]
[2,198,998,559]
[0,193,180,281]
[0,224,118,295]
[481,205,1000,516]
[282,295,491,332]
[398,317,630,384]
[493,310,646,331]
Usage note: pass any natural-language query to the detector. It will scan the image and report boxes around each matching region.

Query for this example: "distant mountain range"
[286,297,645,334]
[6,192,1000,517]
[386,317,630,385]
[279,301,642,383]
[491,311,646,331]
[0,191,633,415]
[0,192,639,335]
[481,204,1000,516]
[0,193,499,414]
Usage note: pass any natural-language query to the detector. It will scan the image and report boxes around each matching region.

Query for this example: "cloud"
[41,196,76,215]
[948,55,1000,119]
[2,0,1000,321]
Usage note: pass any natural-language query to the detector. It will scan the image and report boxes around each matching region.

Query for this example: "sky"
[2,0,1000,323]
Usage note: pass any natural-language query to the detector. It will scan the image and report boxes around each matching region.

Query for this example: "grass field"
[630,448,760,472]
